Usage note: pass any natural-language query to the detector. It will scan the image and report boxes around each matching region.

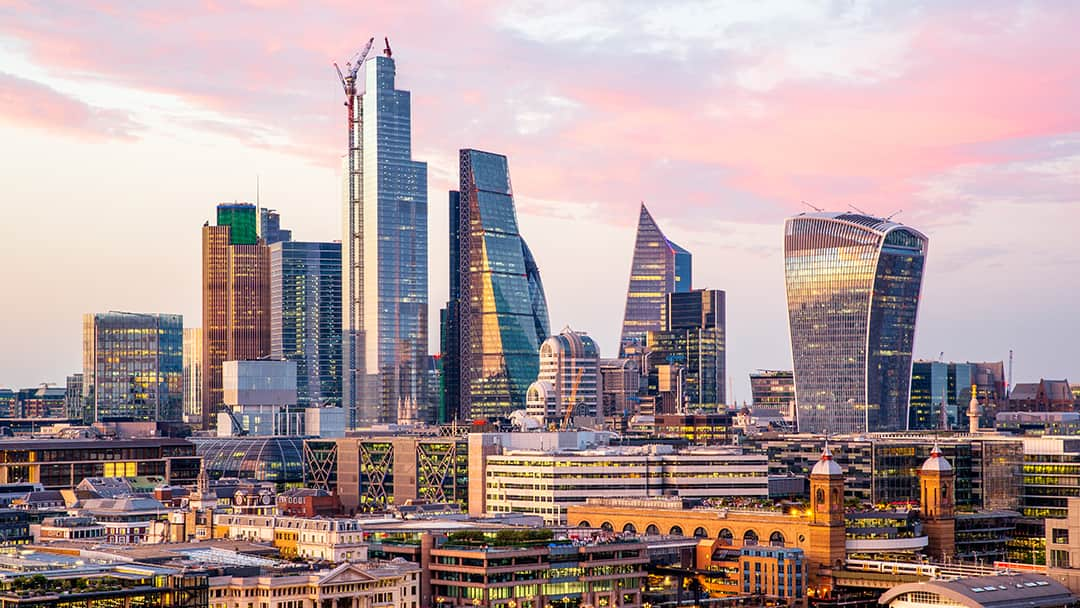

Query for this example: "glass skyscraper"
[82,312,183,422]
[645,289,726,408]
[909,361,975,430]
[270,241,342,408]
[449,149,550,421]
[202,202,271,430]
[619,203,691,355]
[784,212,928,434]
[341,48,428,427]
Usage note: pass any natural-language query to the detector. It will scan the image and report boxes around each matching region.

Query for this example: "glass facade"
[193,436,306,488]
[182,328,202,424]
[82,312,183,422]
[646,289,726,407]
[784,213,927,434]
[619,204,691,355]
[201,207,271,430]
[270,241,342,408]
[216,203,258,245]
[750,370,795,418]
[454,149,550,420]
[909,361,975,430]
[342,53,428,428]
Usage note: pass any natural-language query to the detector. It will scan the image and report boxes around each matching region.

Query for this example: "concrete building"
[209,561,419,608]
[599,358,640,428]
[527,327,600,427]
[218,360,298,436]
[468,432,767,524]
[1047,498,1080,594]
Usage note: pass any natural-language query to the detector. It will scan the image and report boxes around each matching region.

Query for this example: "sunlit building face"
[784,213,928,434]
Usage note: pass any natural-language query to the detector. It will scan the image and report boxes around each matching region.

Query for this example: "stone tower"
[920,443,956,560]
[967,383,983,432]
[807,442,847,590]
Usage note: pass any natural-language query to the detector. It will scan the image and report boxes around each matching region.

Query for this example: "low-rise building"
[879,573,1078,608]
[208,561,419,608]
[213,514,383,561]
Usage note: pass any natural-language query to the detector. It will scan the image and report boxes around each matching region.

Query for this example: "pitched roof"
[879,573,1075,608]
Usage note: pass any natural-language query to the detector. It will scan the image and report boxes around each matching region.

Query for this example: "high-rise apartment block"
[340,43,428,428]
[527,328,600,427]
[182,328,202,424]
[202,203,271,430]
[270,241,342,408]
[447,149,550,421]
[619,203,690,355]
[82,311,183,422]
[784,212,927,434]
[645,289,726,409]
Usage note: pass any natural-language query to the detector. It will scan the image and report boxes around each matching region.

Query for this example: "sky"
[1,1,1079,401]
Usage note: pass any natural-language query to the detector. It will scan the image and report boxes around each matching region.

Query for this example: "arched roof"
[879,574,1073,608]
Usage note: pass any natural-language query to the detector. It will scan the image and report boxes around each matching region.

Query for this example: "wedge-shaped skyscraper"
[784,212,928,434]
[448,149,550,421]
[619,203,691,354]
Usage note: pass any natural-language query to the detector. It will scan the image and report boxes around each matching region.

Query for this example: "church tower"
[806,443,847,590]
[920,443,956,560]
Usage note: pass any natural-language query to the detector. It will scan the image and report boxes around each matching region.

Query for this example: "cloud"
[0,71,140,139]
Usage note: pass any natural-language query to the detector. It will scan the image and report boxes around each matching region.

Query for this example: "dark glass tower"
[646,289,726,408]
[619,203,691,355]
[340,48,428,427]
[784,212,928,434]
[451,149,550,421]
[909,361,975,430]
[270,241,342,408]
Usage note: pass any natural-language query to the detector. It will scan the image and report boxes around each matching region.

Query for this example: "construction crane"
[562,368,584,430]
[334,37,376,102]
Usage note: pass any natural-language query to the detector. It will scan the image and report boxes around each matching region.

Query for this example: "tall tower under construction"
[337,38,429,427]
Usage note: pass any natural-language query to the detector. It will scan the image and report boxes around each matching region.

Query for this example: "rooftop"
[879,573,1075,608]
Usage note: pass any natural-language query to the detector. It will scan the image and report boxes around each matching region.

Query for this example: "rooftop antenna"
[384,37,392,58]
[801,200,823,212]
[885,209,903,221]
[848,203,871,216]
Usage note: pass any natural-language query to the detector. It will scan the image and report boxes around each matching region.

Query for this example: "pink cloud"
[0,72,140,139]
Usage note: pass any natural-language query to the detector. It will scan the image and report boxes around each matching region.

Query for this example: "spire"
[921,442,953,473]
[811,440,843,476]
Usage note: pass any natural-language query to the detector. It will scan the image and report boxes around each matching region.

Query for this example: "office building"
[13,386,67,419]
[270,241,342,408]
[619,203,691,355]
[0,437,199,489]
[645,288,726,408]
[209,562,419,608]
[750,370,796,421]
[258,207,291,244]
[450,149,550,420]
[63,374,83,420]
[599,358,640,427]
[202,202,271,430]
[997,412,1080,436]
[194,436,305,488]
[909,361,976,430]
[304,433,469,511]
[527,327,600,427]
[0,558,208,608]
[217,360,298,436]
[82,312,183,422]
[430,531,647,608]
[182,328,202,424]
[784,212,928,434]
[469,433,768,524]
[339,43,428,428]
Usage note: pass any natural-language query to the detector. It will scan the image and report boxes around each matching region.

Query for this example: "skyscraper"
[182,328,202,424]
[202,202,271,430]
[82,312,183,422]
[270,241,342,408]
[784,212,928,434]
[645,289,726,408]
[339,39,428,427]
[909,361,976,430]
[451,149,550,420]
[259,208,292,245]
[619,203,691,355]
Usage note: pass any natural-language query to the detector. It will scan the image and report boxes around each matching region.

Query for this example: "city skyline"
[3,3,1080,401]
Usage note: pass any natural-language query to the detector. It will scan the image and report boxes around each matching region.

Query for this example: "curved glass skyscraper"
[619,204,691,355]
[784,212,928,434]
[451,149,550,420]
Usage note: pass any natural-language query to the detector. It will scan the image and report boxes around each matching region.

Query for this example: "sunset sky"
[2,1,1078,400]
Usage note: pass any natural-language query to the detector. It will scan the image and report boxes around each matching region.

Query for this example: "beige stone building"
[209,561,420,608]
